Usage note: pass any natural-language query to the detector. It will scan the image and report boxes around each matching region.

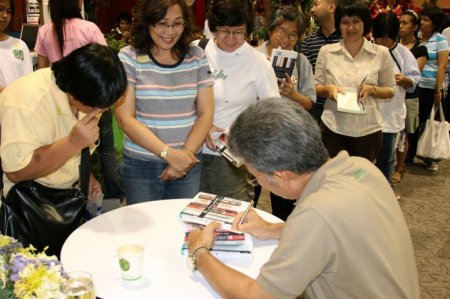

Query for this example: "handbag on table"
[416,103,450,160]
[0,148,91,257]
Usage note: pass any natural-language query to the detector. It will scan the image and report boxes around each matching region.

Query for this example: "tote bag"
[417,103,450,160]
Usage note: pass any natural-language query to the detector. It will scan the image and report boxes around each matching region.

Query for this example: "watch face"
[160,148,169,158]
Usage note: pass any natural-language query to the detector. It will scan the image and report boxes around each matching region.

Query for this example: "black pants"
[270,193,295,221]
[252,186,295,221]
[96,109,124,199]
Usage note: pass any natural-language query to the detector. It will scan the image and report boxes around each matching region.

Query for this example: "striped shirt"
[419,32,449,90]
[118,45,213,160]
[302,29,341,106]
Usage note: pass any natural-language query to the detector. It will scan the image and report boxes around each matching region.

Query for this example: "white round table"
[61,199,281,299]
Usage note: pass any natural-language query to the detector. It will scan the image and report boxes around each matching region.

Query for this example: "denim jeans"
[121,153,202,205]
[376,132,397,183]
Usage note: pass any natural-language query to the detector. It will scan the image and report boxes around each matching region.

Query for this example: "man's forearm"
[196,251,274,299]
[5,136,82,183]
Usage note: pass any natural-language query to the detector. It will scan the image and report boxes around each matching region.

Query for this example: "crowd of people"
[0,0,449,297]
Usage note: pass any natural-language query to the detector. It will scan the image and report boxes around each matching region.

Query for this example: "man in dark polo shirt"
[302,0,341,121]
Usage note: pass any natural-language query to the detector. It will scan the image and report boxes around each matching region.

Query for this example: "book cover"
[179,192,252,231]
[269,48,297,85]
[181,230,253,259]
[184,224,246,246]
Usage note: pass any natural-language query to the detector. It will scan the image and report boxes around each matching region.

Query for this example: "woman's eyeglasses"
[154,21,185,32]
[215,28,246,38]
[276,27,299,41]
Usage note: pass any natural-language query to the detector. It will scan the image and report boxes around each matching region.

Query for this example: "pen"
[238,200,253,226]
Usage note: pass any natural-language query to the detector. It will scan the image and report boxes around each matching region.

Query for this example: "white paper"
[336,91,365,114]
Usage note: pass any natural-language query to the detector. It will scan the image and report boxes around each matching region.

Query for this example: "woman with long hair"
[34,0,105,67]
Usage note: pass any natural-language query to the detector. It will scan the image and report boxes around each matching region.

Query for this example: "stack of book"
[179,192,254,259]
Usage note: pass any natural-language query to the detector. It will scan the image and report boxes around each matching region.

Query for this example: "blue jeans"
[121,154,202,205]
[376,132,397,183]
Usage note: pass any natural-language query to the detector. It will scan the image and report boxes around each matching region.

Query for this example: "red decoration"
[369,0,413,19]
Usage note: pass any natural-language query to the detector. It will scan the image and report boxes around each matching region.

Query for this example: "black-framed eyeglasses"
[246,173,259,186]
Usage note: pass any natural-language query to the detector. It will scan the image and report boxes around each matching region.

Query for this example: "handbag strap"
[79,147,91,196]
[429,103,446,122]
[0,148,90,196]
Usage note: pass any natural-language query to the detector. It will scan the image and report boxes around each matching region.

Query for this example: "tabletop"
[61,199,281,299]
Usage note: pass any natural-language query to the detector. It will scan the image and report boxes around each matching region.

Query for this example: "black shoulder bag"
[0,148,90,257]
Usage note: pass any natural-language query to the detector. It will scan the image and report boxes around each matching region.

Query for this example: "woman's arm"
[416,56,427,72]
[434,50,449,104]
[183,86,214,154]
[282,56,315,110]
[114,87,197,174]
[37,55,50,69]
[315,84,344,101]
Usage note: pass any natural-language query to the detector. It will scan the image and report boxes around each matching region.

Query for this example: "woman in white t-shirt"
[0,0,32,92]
[199,0,280,202]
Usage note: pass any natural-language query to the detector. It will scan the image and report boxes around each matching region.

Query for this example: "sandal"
[391,171,403,184]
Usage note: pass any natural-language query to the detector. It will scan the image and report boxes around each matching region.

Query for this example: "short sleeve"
[297,54,317,102]
[414,45,428,59]
[256,207,338,299]
[377,48,396,89]
[34,26,47,56]
[195,49,214,89]
[0,103,54,172]
[91,25,107,46]
[254,51,281,99]
[437,35,450,52]
[118,47,137,88]
[314,47,327,85]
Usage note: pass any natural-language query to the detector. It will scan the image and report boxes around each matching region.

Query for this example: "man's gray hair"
[228,99,329,175]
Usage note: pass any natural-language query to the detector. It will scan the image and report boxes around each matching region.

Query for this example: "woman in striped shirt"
[115,0,214,204]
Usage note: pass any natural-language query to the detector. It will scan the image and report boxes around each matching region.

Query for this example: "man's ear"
[328,0,336,13]
[272,170,297,182]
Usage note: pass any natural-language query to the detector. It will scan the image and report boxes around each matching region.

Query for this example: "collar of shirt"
[316,28,341,40]
[329,38,378,57]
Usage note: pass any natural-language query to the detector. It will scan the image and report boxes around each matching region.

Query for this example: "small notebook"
[336,91,365,114]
